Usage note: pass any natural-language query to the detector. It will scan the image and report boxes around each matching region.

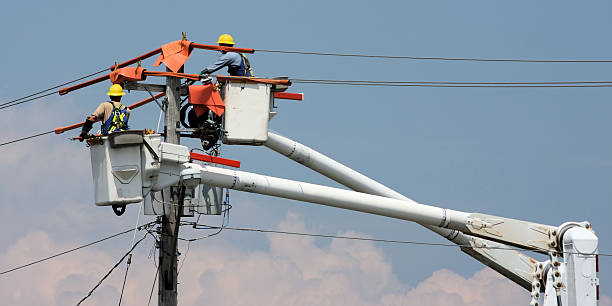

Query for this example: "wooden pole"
[158,67,182,306]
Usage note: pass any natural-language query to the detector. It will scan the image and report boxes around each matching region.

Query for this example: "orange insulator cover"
[144,71,200,81]
[215,75,292,86]
[109,67,146,84]
[188,84,225,117]
[153,40,193,72]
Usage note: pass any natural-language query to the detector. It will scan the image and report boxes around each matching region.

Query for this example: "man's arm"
[79,103,105,139]
[202,53,233,74]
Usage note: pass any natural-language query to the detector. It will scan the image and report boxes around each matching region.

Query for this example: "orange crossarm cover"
[273,92,303,101]
[109,48,163,71]
[153,40,193,73]
[144,71,201,81]
[192,43,254,54]
[110,67,146,84]
[215,75,291,85]
[190,152,241,168]
[54,92,166,134]
[128,92,166,110]
[59,75,110,96]
[188,84,225,117]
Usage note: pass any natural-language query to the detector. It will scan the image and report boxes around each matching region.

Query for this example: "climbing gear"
[107,84,126,96]
[241,54,254,77]
[101,102,129,135]
[217,34,235,45]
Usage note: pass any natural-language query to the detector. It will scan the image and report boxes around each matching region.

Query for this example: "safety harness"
[241,54,254,77]
[101,102,129,135]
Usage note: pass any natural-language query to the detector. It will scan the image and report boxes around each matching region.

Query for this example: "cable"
[76,233,150,306]
[291,79,612,88]
[147,267,158,306]
[0,68,108,109]
[0,130,54,148]
[118,255,131,306]
[177,241,191,275]
[291,79,612,85]
[0,92,58,110]
[257,49,612,63]
[185,223,612,257]
[0,221,156,276]
[118,203,144,306]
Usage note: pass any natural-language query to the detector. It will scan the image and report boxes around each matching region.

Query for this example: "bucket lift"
[48,35,597,305]
[85,80,599,305]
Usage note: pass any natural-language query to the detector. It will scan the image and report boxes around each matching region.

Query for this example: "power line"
[0,92,58,110]
[185,223,612,257]
[291,79,612,88]
[0,222,156,276]
[257,49,612,63]
[291,79,612,85]
[76,233,150,306]
[0,68,108,110]
[0,130,54,148]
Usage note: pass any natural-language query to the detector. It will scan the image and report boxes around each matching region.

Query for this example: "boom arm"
[264,132,537,290]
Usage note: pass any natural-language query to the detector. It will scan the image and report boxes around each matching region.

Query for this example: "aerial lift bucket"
[221,80,273,145]
[89,131,161,206]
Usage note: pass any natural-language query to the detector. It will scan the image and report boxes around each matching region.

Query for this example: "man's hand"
[78,133,88,142]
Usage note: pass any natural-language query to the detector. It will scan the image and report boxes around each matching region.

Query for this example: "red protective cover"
[109,67,146,84]
[153,40,193,72]
[188,84,225,117]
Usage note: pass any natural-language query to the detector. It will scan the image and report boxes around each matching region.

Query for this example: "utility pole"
[158,68,182,306]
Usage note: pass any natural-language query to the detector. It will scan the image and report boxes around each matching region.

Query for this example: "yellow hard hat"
[107,84,126,96]
[217,34,235,45]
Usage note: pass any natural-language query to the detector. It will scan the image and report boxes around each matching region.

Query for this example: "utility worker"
[200,34,254,77]
[79,84,131,139]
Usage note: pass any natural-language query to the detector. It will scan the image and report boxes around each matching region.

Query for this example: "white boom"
[264,131,537,290]
[88,132,599,305]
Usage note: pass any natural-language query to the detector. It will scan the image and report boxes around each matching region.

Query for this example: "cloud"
[4,213,605,306]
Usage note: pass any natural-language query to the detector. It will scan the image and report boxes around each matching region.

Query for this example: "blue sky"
[0,1,610,305]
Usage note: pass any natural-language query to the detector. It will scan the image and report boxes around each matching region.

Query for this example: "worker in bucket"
[200,34,254,77]
[79,84,131,139]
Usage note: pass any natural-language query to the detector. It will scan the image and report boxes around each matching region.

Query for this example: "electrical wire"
[118,203,144,306]
[256,49,612,63]
[184,223,612,257]
[0,92,58,110]
[291,79,612,88]
[291,79,612,85]
[147,268,158,306]
[0,68,108,110]
[0,222,156,276]
[0,130,54,148]
[76,233,150,306]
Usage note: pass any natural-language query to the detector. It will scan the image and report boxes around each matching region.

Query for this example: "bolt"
[554,271,561,277]
[549,241,556,247]
[551,230,557,236]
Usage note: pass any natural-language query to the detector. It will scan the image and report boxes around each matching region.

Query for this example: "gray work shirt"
[205,52,243,74]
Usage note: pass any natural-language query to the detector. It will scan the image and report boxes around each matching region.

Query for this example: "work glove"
[78,132,88,142]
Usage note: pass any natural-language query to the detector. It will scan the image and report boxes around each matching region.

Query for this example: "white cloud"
[2,213,606,306]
